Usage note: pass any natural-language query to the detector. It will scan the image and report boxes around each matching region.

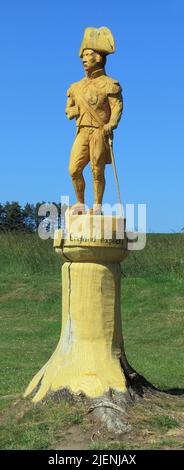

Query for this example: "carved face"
[82,49,102,72]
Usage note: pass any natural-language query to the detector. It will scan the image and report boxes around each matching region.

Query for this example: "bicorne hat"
[79,27,115,57]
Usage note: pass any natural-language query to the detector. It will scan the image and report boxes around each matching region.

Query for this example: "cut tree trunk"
[24,214,156,433]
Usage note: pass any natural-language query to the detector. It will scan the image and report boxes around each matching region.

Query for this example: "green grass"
[89,439,184,451]
[0,398,85,450]
[0,232,61,275]
[122,276,184,390]
[145,415,180,430]
[0,232,184,450]
[123,233,184,278]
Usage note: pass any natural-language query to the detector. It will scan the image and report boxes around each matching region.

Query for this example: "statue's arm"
[103,81,123,136]
[108,91,123,130]
[65,86,80,120]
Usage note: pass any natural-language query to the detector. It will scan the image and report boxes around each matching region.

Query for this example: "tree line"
[0,202,65,232]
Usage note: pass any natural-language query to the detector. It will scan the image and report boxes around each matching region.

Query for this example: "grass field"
[0,232,184,450]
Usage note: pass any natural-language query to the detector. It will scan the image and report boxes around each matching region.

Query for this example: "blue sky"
[0,0,183,232]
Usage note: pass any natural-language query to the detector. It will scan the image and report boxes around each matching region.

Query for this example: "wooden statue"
[65,27,123,214]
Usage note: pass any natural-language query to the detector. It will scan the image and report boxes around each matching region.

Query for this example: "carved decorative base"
[24,215,129,405]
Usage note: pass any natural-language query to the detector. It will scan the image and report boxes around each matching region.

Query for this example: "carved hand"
[103,123,114,136]
[66,105,80,120]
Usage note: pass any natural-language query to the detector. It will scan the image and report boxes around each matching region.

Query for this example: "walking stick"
[108,135,123,218]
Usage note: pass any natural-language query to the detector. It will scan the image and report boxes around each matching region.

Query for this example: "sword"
[108,135,123,218]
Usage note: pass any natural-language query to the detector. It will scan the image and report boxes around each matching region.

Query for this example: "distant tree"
[2,201,24,231]
[34,201,46,229]
[23,203,36,232]
[0,203,6,231]
[0,200,68,233]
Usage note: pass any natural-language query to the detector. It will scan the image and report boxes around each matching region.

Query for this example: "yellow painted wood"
[24,215,128,402]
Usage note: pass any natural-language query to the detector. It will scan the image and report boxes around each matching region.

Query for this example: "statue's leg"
[92,168,105,208]
[90,129,106,210]
[69,129,90,205]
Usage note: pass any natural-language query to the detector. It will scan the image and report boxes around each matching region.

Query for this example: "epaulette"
[106,77,122,95]
[66,83,76,97]
[67,78,85,97]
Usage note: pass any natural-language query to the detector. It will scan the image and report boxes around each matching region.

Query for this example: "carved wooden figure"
[65,27,123,214]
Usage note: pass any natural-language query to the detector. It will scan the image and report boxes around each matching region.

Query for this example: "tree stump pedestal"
[25,214,148,432]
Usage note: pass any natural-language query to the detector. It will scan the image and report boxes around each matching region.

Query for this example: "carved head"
[82,49,106,73]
